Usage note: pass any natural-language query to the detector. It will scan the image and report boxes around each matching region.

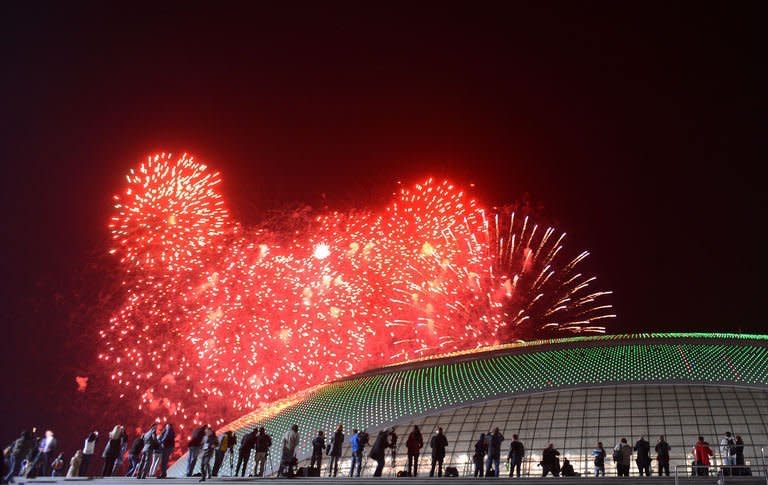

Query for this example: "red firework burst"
[100,154,614,433]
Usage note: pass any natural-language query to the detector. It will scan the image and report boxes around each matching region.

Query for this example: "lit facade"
[170,334,768,477]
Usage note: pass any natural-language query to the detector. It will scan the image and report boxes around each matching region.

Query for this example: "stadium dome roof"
[170,333,768,477]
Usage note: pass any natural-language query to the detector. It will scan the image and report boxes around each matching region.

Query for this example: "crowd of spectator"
[0,423,750,482]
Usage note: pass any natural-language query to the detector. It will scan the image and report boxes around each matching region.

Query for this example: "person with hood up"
[406,425,423,477]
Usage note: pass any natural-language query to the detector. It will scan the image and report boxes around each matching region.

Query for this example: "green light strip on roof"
[170,334,768,476]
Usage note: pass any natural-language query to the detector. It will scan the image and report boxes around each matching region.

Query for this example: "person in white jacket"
[80,432,99,476]
[720,432,735,466]
[279,425,299,477]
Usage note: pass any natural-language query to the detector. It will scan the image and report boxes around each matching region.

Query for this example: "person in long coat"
[327,425,344,477]
[369,430,390,477]
[406,426,424,477]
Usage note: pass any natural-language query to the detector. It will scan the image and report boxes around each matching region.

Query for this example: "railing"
[674,465,762,485]
[280,446,768,479]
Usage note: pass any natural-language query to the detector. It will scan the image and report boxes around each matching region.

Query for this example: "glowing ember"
[101,153,615,432]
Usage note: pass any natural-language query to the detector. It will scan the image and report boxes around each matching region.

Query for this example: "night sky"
[1,2,765,452]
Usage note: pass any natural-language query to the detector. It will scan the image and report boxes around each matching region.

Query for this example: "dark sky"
[1,2,765,450]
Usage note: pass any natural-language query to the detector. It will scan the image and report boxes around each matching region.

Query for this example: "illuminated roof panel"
[169,333,768,476]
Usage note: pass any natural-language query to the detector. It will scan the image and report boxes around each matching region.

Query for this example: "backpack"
[594,449,605,466]
[612,448,622,462]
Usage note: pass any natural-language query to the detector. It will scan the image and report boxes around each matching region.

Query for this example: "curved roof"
[170,333,768,476]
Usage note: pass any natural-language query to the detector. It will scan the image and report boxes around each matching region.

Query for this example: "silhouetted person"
[328,425,344,477]
[429,427,448,477]
[473,433,487,477]
[614,438,632,477]
[126,430,144,477]
[199,427,218,482]
[733,436,747,475]
[562,458,579,477]
[486,427,505,477]
[508,434,524,478]
[541,443,560,477]
[102,426,126,477]
[655,435,671,476]
[4,431,34,482]
[406,426,423,477]
[236,429,256,477]
[311,430,325,473]
[186,425,207,477]
[158,423,175,478]
[370,430,389,477]
[137,424,159,479]
[634,436,651,476]
[389,427,398,468]
[253,427,271,477]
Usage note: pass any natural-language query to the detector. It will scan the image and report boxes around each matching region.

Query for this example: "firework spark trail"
[100,153,614,433]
